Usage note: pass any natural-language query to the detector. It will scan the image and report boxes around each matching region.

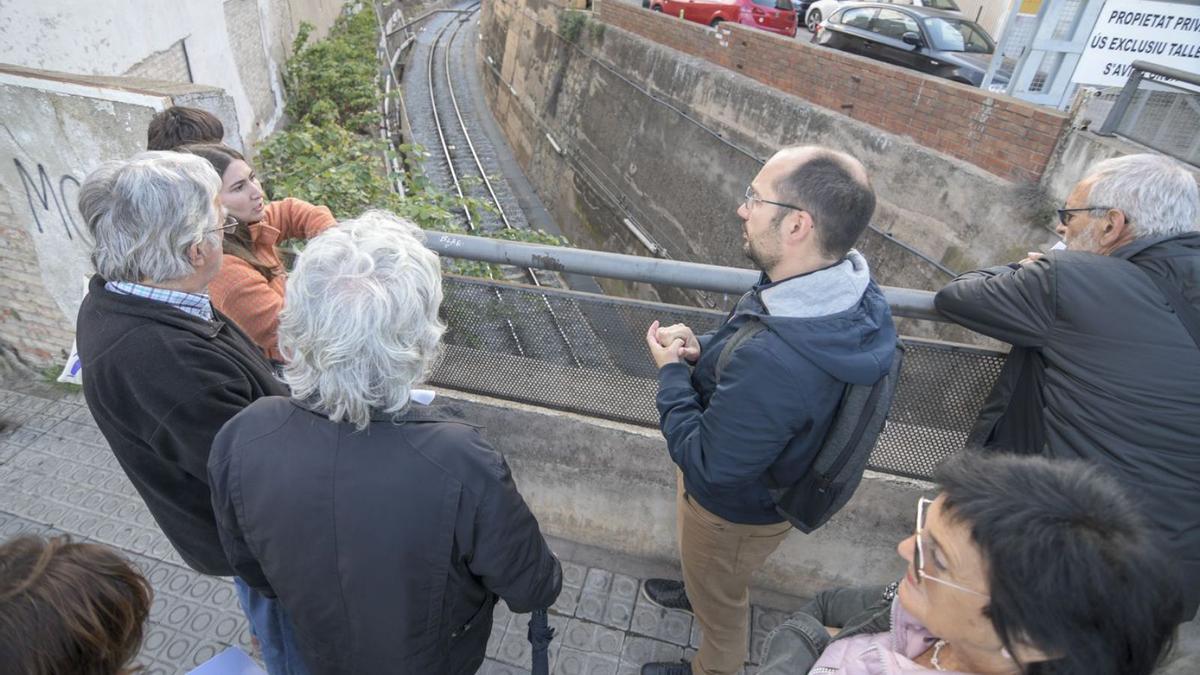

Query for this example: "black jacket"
[75,276,288,575]
[208,397,563,674]
[935,233,1200,616]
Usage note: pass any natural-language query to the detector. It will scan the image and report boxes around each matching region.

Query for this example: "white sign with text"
[1074,0,1200,90]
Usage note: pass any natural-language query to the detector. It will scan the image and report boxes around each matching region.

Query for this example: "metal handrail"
[1097,60,1200,137]
[422,231,946,321]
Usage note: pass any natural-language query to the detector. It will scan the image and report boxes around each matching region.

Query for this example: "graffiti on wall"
[13,159,87,244]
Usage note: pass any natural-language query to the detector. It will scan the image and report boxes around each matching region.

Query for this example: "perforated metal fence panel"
[430,276,1007,480]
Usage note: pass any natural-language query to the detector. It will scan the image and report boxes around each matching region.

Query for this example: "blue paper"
[186,647,267,675]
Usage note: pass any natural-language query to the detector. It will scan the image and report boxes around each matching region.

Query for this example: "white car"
[804,0,961,33]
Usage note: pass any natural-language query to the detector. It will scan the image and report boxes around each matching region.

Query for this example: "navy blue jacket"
[656,261,897,525]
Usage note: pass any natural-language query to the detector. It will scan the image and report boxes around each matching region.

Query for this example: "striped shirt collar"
[105,281,214,322]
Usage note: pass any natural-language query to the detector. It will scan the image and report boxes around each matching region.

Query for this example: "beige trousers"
[676,472,791,675]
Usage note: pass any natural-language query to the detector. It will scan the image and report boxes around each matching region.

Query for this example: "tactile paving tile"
[748,606,790,665]
[554,646,620,675]
[0,390,254,675]
[630,586,694,647]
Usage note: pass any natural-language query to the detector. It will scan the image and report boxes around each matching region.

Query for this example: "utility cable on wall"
[484,5,958,279]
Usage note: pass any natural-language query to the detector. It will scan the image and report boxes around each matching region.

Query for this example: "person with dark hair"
[758,452,1181,675]
[640,146,897,675]
[178,143,335,362]
[0,535,152,675]
[146,106,225,151]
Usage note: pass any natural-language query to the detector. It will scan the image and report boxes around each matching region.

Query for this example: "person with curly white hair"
[209,211,562,674]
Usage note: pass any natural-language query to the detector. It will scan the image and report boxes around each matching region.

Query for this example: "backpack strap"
[714,319,767,385]
[1130,263,1200,350]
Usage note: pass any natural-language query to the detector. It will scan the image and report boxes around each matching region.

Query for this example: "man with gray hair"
[74,152,303,672]
[208,211,562,674]
[936,152,1200,619]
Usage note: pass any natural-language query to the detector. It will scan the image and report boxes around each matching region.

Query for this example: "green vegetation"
[257,4,568,280]
[282,12,379,134]
[558,10,589,43]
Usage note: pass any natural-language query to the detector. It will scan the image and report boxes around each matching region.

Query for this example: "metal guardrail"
[422,231,946,321]
[1097,60,1200,167]
[421,233,1005,481]
[430,275,1003,481]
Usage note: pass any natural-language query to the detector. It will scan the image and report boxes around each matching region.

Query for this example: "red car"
[651,0,798,38]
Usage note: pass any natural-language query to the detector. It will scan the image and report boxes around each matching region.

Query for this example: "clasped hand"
[645,320,701,369]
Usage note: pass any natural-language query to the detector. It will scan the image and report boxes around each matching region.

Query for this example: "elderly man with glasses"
[934,153,1200,622]
[74,152,305,673]
[640,146,898,675]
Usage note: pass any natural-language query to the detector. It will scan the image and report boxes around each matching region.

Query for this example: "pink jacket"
[809,599,971,675]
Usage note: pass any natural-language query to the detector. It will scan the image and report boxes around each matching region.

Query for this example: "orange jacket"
[209,198,335,361]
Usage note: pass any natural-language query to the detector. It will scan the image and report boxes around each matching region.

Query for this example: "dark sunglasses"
[1056,206,1113,227]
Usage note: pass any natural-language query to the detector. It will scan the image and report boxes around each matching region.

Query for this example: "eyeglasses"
[744,185,808,215]
[1056,206,1113,227]
[914,497,988,598]
[206,214,239,236]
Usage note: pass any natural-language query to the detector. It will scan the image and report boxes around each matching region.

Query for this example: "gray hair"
[1086,154,1199,239]
[78,151,222,283]
[279,210,446,430]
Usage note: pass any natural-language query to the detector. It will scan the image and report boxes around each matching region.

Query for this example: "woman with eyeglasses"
[759,452,1181,675]
[178,143,335,363]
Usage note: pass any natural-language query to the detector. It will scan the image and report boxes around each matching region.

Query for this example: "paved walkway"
[0,384,794,674]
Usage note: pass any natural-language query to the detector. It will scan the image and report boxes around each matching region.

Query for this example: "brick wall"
[595,0,1069,183]
[0,204,76,366]
[123,39,192,83]
[224,0,279,140]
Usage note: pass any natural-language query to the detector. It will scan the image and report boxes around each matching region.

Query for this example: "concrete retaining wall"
[0,66,238,365]
[441,388,928,594]
[478,0,1061,307]
[1042,127,1200,204]
[595,1,1068,184]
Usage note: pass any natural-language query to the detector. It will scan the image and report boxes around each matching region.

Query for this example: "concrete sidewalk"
[0,384,797,674]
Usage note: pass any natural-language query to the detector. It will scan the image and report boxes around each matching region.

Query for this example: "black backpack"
[714,319,904,533]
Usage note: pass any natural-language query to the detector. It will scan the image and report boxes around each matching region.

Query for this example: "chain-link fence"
[430,276,1006,480]
[1097,62,1200,168]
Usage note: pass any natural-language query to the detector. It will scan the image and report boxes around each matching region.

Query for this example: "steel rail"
[442,8,582,367]
[427,8,524,356]
[427,17,473,228]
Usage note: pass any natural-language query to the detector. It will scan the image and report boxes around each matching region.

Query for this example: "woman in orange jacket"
[181,144,336,362]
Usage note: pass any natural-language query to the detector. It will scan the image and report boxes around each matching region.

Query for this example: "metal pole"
[422,232,945,321]
[528,609,553,675]
[1097,67,1145,137]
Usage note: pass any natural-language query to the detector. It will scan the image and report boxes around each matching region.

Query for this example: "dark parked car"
[815,2,1009,88]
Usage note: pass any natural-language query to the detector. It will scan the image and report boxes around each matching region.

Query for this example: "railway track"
[424,6,588,368]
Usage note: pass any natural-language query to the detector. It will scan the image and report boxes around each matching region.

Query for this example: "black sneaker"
[642,578,693,613]
[641,660,692,675]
